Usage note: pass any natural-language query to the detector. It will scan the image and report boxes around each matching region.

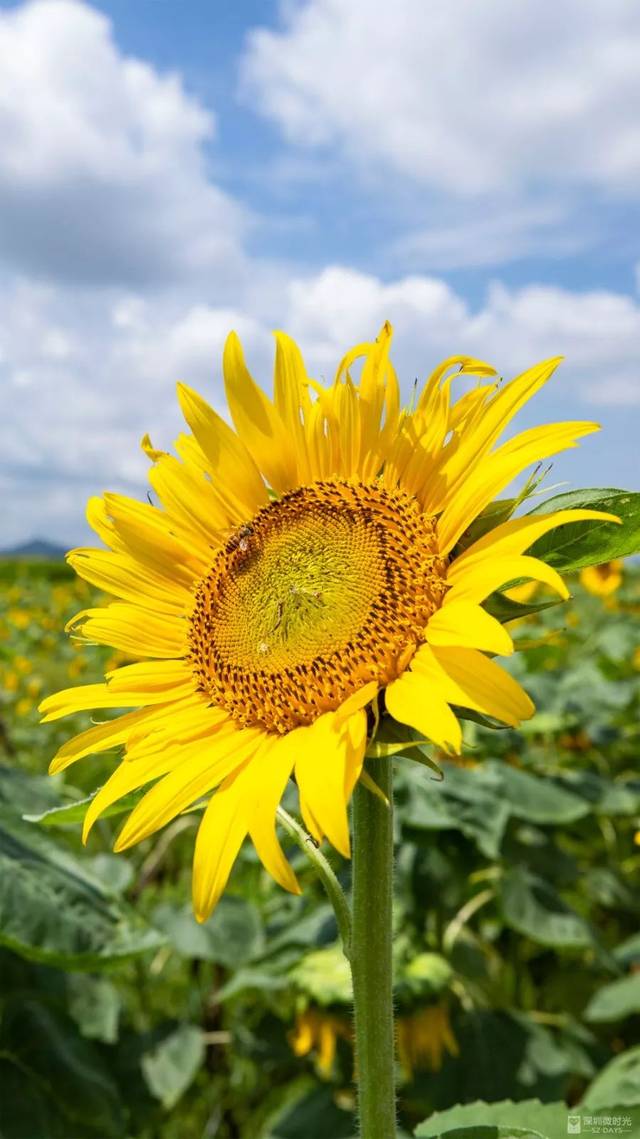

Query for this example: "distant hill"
[0,538,67,559]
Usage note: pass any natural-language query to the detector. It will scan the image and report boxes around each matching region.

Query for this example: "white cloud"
[242,0,640,196]
[391,202,588,272]
[3,265,639,545]
[0,0,247,285]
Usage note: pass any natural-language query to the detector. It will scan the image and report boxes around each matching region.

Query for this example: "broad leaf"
[0,808,164,969]
[414,1098,568,1138]
[0,997,125,1137]
[67,974,121,1043]
[141,1022,205,1110]
[153,896,263,967]
[23,789,143,828]
[403,763,509,859]
[580,1046,640,1110]
[267,1084,356,1138]
[584,974,640,1023]
[528,488,640,570]
[490,762,589,825]
[499,866,597,950]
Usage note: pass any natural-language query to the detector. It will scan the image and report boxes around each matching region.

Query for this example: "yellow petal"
[424,358,562,518]
[385,671,462,754]
[426,600,513,655]
[249,734,300,895]
[113,726,258,851]
[67,549,189,614]
[223,331,297,493]
[102,492,209,576]
[446,553,568,605]
[48,706,157,774]
[177,382,268,517]
[450,508,620,570]
[68,603,187,659]
[294,710,367,857]
[82,747,183,841]
[40,661,194,722]
[149,452,235,540]
[191,751,263,922]
[273,331,313,482]
[414,645,535,726]
[437,420,599,554]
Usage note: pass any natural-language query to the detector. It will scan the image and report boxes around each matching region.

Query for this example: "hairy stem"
[351,759,397,1138]
[276,805,352,958]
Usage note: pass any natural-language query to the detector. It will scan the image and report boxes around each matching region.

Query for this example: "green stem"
[276,805,352,958]
[351,759,397,1139]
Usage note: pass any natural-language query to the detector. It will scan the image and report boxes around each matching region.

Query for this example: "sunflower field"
[1,548,639,1139]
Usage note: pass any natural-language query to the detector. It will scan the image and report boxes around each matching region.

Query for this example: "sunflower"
[580,559,623,597]
[397,1003,459,1077]
[40,324,616,921]
[290,1008,351,1077]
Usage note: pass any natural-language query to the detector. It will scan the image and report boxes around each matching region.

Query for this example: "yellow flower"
[39,325,616,921]
[14,655,33,676]
[7,609,30,630]
[580,559,623,596]
[16,697,33,717]
[290,1009,351,1077]
[67,656,87,679]
[397,1004,459,1078]
[3,671,19,693]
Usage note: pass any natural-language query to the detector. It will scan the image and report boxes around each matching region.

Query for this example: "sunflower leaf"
[527,488,640,570]
[414,1097,568,1138]
[0,807,164,969]
[23,789,144,828]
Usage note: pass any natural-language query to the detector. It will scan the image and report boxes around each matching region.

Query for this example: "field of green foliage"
[1,557,639,1139]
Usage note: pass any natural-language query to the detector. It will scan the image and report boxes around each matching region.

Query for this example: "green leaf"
[216,967,289,1003]
[484,591,562,624]
[0,996,125,1137]
[584,974,640,1023]
[499,866,596,949]
[23,789,143,828]
[140,1022,205,1110]
[614,931,640,968]
[492,762,589,825]
[152,896,263,967]
[403,764,509,858]
[291,944,352,1005]
[527,488,640,570]
[0,808,164,969]
[0,763,60,815]
[67,974,121,1043]
[580,1046,640,1110]
[414,1098,568,1138]
[267,1084,355,1138]
[553,772,640,817]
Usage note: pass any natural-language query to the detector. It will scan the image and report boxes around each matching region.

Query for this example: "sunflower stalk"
[351,758,397,1138]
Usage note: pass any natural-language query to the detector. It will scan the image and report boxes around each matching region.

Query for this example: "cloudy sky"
[1,0,639,547]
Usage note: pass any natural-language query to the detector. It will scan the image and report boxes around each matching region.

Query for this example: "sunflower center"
[188,480,447,733]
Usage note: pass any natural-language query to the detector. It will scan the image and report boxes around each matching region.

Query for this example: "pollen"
[188,480,448,733]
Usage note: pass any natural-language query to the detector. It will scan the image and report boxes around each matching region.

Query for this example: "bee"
[227,523,254,555]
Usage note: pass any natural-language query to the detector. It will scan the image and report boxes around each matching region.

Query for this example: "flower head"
[580,559,623,597]
[40,324,616,920]
[397,1003,459,1077]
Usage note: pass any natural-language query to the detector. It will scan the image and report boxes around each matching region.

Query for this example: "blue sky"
[0,0,639,545]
